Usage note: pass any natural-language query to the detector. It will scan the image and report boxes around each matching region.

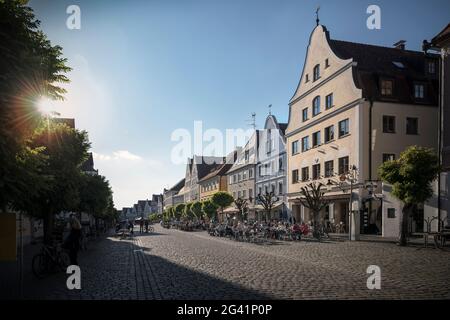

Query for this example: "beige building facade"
[286,25,439,238]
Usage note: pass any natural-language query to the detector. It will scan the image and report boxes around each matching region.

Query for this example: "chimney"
[394,40,406,50]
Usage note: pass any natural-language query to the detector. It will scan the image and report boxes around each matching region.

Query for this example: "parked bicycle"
[32,242,70,279]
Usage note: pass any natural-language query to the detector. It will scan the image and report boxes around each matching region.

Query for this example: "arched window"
[313,64,320,81]
[312,96,321,116]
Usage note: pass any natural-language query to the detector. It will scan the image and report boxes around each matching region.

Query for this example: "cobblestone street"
[16,225,450,300]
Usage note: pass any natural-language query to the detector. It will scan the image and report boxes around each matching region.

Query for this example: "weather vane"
[268,104,272,116]
[316,6,320,26]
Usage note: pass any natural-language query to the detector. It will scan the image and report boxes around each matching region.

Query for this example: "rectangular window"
[313,96,321,116]
[312,131,321,147]
[278,157,283,172]
[326,93,333,109]
[325,160,334,178]
[302,108,308,122]
[383,115,396,133]
[387,208,396,219]
[305,74,309,83]
[233,174,237,183]
[244,150,249,161]
[338,156,349,175]
[292,140,299,155]
[242,190,246,199]
[338,119,349,137]
[325,58,330,68]
[301,167,309,182]
[313,64,320,81]
[414,84,425,99]
[238,191,241,199]
[278,182,283,195]
[271,184,275,193]
[292,170,299,184]
[324,125,334,143]
[381,80,393,96]
[406,117,418,135]
[382,154,396,163]
[428,61,436,74]
[302,136,309,152]
[312,164,321,180]
[249,168,253,178]
[249,189,253,199]
[243,170,247,180]
[238,173,242,182]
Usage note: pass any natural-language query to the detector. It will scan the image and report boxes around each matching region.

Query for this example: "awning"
[221,207,240,214]
[254,202,284,211]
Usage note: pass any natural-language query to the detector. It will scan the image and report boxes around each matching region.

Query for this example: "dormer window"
[313,64,320,81]
[414,83,425,99]
[427,60,436,74]
[381,80,394,96]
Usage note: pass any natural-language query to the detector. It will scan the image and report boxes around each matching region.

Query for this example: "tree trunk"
[313,211,320,227]
[43,209,54,245]
[399,204,412,246]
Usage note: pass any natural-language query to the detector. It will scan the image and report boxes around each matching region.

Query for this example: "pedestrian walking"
[65,214,82,265]
[139,219,144,233]
[144,219,149,233]
[129,221,134,235]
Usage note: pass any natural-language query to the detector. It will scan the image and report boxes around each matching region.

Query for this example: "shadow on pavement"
[2,233,271,300]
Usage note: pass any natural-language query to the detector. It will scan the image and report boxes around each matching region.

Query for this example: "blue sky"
[29,0,450,208]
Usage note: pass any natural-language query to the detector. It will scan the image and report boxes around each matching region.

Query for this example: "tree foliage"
[174,203,185,220]
[0,1,71,211]
[31,122,90,243]
[78,174,113,220]
[211,192,234,218]
[202,200,218,221]
[379,146,440,245]
[183,202,194,220]
[191,201,203,220]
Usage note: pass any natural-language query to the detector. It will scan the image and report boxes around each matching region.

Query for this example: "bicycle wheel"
[32,253,49,279]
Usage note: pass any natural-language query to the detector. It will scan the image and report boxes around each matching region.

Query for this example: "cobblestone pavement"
[13,225,450,300]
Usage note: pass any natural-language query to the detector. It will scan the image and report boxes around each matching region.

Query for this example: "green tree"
[174,203,185,220]
[211,192,234,221]
[202,200,218,221]
[25,121,90,244]
[379,146,440,246]
[0,1,71,213]
[191,201,203,220]
[168,207,175,220]
[78,173,113,230]
[184,202,194,220]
